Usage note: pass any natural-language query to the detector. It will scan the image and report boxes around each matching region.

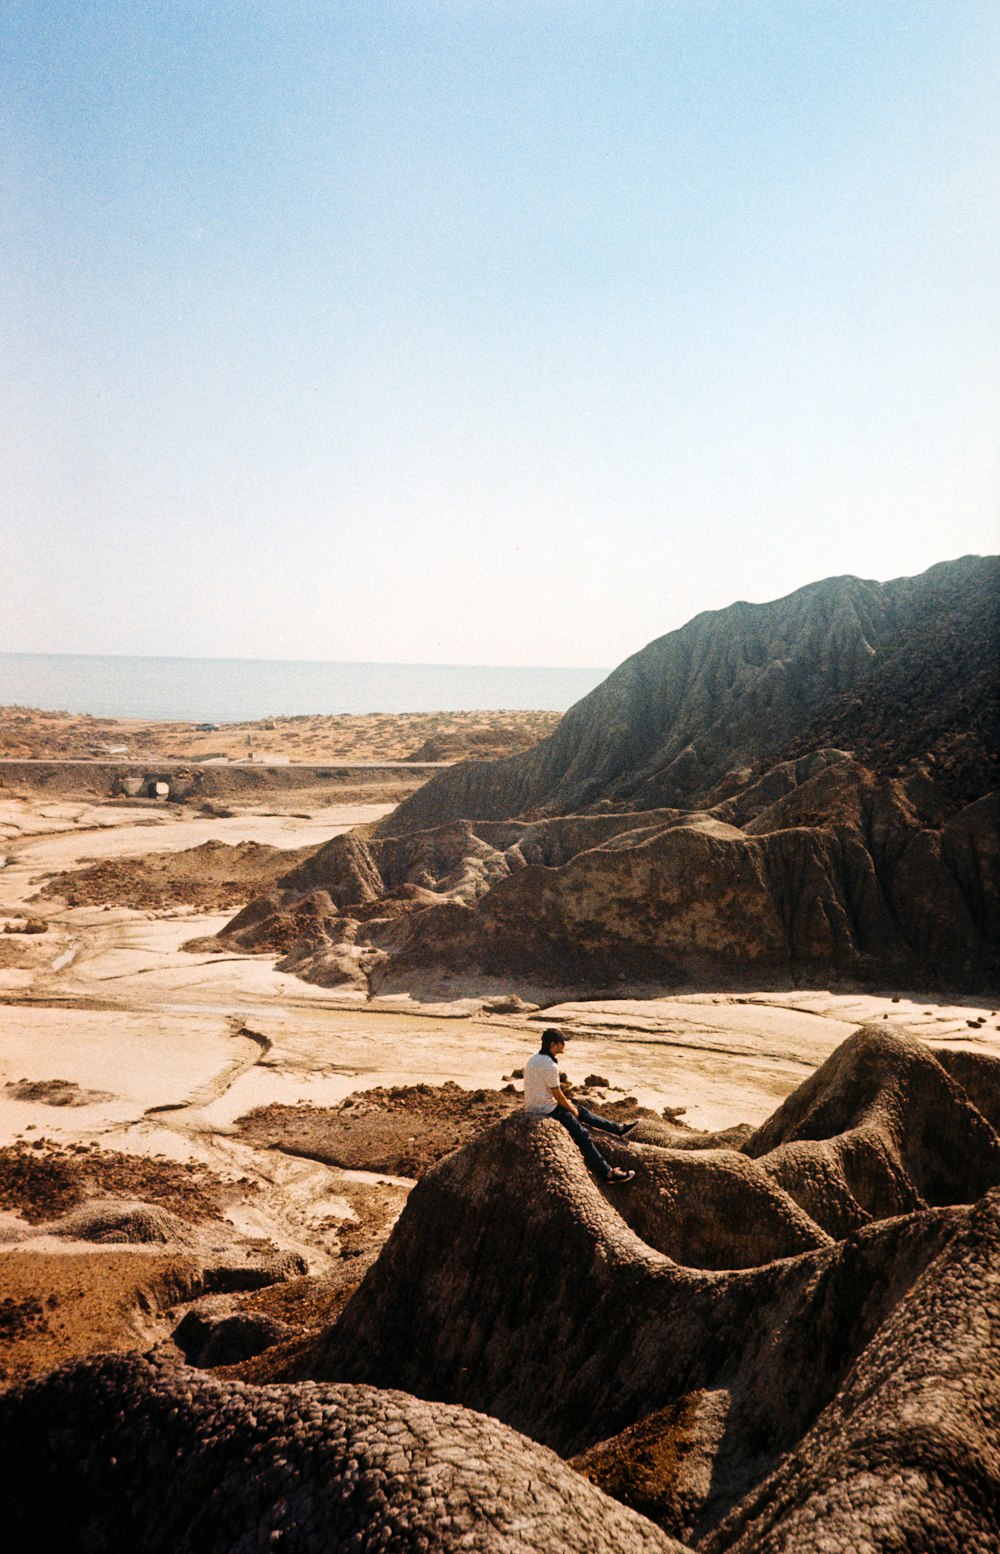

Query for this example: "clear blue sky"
[3,1,998,667]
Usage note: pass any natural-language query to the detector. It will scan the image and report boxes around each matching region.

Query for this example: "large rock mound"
[0,1351,683,1554]
[221,760,998,991]
[278,1029,1000,1544]
[744,1024,1000,1235]
[703,1187,1000,1553]
[2,1031,998,1553]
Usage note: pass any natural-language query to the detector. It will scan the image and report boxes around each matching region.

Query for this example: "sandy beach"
[1,710,997,1388]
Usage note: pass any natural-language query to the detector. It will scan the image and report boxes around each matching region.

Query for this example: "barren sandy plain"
[1,708,997,1391]
[0,704,562,765]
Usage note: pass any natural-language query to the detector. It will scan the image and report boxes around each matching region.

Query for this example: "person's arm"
[549,1082,577,1116]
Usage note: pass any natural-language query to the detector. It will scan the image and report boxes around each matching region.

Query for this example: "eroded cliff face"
[217,555,999,994]
[374,553,998,831]
[219,757,998,992]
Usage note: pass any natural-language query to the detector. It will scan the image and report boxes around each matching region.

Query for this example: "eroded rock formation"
[376,553,999,827]
[220,757,998,992]
[217,555,999,994]
[1,1029,998,1552]
[0,1352,683,1554]
[281,1028,1000,1546]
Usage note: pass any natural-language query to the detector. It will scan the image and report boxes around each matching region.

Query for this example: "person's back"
[523,1050,560,1115]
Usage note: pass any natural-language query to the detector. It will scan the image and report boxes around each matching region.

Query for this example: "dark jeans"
[550,1104,628,1182]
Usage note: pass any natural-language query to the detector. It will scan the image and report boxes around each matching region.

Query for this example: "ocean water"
[0,653,609,723]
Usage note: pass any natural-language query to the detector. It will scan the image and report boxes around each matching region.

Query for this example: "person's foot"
[605,1167,636,1184]
[618,1120,638,1137]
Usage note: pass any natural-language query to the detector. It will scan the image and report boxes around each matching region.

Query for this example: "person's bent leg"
[576,1104,635,1138]
[550,1107,612,1181]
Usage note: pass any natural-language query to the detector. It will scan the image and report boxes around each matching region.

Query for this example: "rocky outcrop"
[0,1351,684,1554]
[221,758,998,991]
[2,1031,998,1553]
[743,1026,1000,1236]
[218,556,999,994]
[380,771,997,990]
[280,1029,1000,1545]
[703,1187,1000,1554]
[936,1048,1000,1132]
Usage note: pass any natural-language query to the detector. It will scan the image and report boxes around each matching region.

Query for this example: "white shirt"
[523,1052,561,1115]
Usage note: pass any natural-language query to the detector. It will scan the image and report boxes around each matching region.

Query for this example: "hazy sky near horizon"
[3,1,998,669]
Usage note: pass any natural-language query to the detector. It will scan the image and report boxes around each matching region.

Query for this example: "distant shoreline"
[0,652,609,722]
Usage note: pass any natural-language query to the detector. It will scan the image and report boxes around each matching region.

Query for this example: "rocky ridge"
[277,1027,1000,1547]
[3,1027,998,1551]
[376,553,999,827]
[216,556,999,995]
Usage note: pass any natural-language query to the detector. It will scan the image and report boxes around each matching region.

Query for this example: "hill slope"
[379,554,998,832]
[217,555,999,993]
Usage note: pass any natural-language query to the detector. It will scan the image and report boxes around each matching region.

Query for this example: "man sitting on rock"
[523,1028,636,1184]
